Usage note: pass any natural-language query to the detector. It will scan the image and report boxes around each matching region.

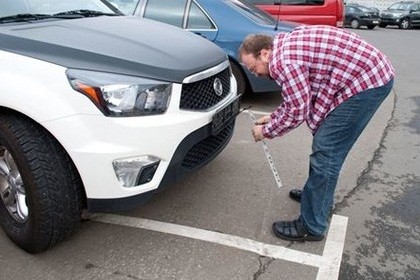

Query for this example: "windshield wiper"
[53,10,119,17]
[0,13,53,23]
[0,9,118,24]
[0,11,108,24]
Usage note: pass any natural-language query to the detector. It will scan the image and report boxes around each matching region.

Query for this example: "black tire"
[379,23,387,28]
[0,114,83,253]
[230,61,248,96]
[350,19,360,29]
[367,25,376,30]
[399,18,411,29]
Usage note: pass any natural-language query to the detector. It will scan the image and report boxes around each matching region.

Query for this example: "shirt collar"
[268,32,288,79]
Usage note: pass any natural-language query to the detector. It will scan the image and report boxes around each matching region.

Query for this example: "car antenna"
[274,0,282,31]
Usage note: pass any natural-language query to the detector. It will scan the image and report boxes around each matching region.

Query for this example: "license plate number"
[211,97,240,134]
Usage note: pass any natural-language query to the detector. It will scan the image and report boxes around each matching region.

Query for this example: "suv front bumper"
[380,17,402,25]
[87,118,235,212]
[43,67,238,212]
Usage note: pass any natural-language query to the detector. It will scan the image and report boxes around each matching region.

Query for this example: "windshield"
[358,6,373,12]
[227,0,276,25]
[0,0,117,18]
[388,3,412,11]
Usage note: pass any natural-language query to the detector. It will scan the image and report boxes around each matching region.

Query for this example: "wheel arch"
[399,17,411,29]
[228,56,251,95]
[0,106,88,209]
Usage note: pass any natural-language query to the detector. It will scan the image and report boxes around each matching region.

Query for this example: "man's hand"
[252,125,265,142]
[255,115,271,125]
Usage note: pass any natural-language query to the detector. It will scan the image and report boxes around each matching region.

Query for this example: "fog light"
[112,156,160,187]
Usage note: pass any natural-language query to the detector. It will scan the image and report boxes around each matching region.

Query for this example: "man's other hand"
[252,125,265,142]
[255,115,271,125]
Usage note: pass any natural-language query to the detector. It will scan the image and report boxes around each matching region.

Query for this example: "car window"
[228,0,276,25]
[33,0,113,14]
[277,0,324,5]
[144,0,186,27]
[357,6,371,12]
[413,4,420,11]
[187,1,215,29]
[107,0,138,14]
[0,0,115,16]
[345,6,355,13]
[0,0,28,17]
[245,0,325,5]
[388,3,412,11]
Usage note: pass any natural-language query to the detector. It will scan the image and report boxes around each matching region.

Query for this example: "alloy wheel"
[400,18,410,29]
[351,19,360,29]
[0,146,28,223]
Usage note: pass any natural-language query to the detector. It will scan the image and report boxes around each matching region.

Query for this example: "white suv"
[0,0,238,253]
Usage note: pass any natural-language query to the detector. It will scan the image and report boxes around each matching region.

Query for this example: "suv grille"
[180,67,231,110]
[182,120,234,169]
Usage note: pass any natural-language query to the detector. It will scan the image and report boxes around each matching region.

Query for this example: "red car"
[248,0,345,27]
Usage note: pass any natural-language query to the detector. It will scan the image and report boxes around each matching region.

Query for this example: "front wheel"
[399,18,411,29]
[379,23,387,28]
[350,19,360,29]
[0,114,83,253]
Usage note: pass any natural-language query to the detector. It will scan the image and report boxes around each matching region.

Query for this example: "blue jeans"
[300,78,394,236]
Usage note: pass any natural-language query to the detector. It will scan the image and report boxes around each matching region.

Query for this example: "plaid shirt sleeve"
[263,63,310,139]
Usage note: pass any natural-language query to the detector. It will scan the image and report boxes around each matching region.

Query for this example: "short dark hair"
[238,34,274,62]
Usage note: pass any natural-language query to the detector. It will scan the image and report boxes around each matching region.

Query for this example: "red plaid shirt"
[263,25,395,138]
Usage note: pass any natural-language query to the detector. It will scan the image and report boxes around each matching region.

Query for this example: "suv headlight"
[66,69,172,117]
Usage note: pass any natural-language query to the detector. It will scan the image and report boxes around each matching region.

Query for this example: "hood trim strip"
[183,60,229,84]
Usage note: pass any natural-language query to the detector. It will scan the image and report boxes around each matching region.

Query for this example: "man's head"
[238,34,273,79]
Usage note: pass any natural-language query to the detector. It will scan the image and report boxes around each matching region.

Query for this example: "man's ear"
[260,49,271,62]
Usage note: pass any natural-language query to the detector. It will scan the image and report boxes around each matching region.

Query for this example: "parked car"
[107,0,297,96]
[367,6,380,13]
[344,4,381,29]
[0,0,239,253]
[247,0,345,27]
[380,1,420,29]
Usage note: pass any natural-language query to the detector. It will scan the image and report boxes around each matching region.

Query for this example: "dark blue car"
[344,4,381,29]
[107,0,297,95]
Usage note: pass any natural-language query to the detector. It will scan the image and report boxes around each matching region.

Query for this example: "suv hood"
[0,16,227,82]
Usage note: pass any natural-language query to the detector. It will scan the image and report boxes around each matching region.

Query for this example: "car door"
[139,0,186,28]
[139,0,217,41]
[248,0,344,27]
[344,6,356,25]
[410,3,420,26]
[185,0,218,42]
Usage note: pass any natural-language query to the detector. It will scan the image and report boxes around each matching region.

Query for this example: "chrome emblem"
[213,78,223,97]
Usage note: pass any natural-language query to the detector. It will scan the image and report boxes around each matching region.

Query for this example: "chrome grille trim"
[183,60,230,84]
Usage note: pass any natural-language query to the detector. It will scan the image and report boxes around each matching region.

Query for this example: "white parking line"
[242,109,272,116]
[317,215,348,280]
[92,214,348,280]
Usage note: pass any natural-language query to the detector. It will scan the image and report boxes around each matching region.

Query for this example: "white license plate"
[373,21,379,24]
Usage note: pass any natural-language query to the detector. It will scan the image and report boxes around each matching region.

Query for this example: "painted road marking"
[243,109,271,116]
[92,214,348,280]
[246,110,283,188]
[316,215,348,280]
